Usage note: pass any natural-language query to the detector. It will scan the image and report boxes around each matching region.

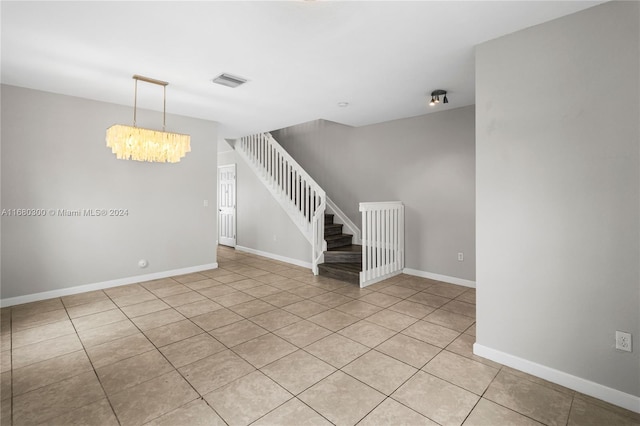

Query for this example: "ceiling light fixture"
[429,89,448,106]
[106,75,190,163]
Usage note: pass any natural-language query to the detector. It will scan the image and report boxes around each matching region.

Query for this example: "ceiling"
[1,1,604,139]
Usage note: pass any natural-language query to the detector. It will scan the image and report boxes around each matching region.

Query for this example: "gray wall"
[217,149,311,264]
[272,106,476,282]
[1,85,218,300]
[476,1,639,397]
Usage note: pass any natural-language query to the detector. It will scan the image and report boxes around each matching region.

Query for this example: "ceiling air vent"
[212,73,248,88]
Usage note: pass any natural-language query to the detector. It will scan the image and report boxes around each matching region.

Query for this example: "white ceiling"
[1,1,603,139]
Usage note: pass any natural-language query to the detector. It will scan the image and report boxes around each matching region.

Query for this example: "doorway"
[218,164,236,247]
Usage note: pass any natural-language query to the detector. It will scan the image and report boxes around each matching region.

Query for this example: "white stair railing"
[360,201,404,287]
[236,133,326,274]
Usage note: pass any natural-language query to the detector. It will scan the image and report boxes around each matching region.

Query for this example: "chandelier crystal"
[106,75,191,163]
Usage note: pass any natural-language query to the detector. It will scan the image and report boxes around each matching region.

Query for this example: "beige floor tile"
[12,350,92,396]
[424,283,468,299]
[333,286,374,298]
[111,290,157,308]
[191,308,243,331]
[233,334,297,368]
[392,371,479,426]
[299,371,385,426]
[242,285,282,298]
[402,320,460,348]
[338,320,396,348]
[185,278,221,291]
[120,299,171,318]
[365,309,418,332]
[161,290,206,307]
[45,398,119,426]
[143,319,203,347]
[173,272,208,284]
[307,309,359,332]
[85,333,155,368]
[456,289,476,304]
[235,267,272,279]
[358,292,402,308]
[12,333,83,369]
[274,320,333,347]
[1,371,10,401]
[440,299,475,318]
[204,370,291,426]
[423,350,499,395]
[0,333,10,352]
[254,273,290,285]
[288,286,328,298]
[424,309,475,332]
[388,300,435,319]
[140,278,179,291]
[359,398,438,426]
[13,371,105,425]
[378,285,420,299]
[309,292,353,308]
[228,278,265,291]
[269,278,306,292]
[568,394,640,425]
[72,309,128,332]
[12,308,68,332]
[11,319,75,348]
[445,333,502,369]
[211,291,256,308]
[109,371,198,426]
[407,292,451,308]
[343,350,417,395]
[1,351,10,374]
[376,333,441,368]
[484,370,573,426]
[464,398,542,426]
[465,323,476,336]
[229,299,277,317]
[305,333,369,369]
[283,300,330,319]
[77,319,138,347]
[96,349,174,395]
[66,299,117,319]
[149,284,191,299]
[61,290,109,308]
[199,284,238,298]
[131,309,185,331]
[178,349,255,394]
[261,291,304,307]
[11,299,64,318]
[500,366,575,396]
[334,300,383,319]
[252,397,332,426]
[160,333,225,368]
[261,350,335,395]
[213,273,247,284]
[146,398,226,426]
[175,299,223,318]
[210,319,268,347]
[250,309,302,331]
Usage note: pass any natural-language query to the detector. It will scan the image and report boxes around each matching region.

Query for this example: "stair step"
[325,233,353,249]
[318,262,361,285]
[325,244,362,263]
[324,213,334,225]
[324,223,343,236]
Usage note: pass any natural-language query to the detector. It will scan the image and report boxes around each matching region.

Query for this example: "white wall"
[1,85,218,301]
[272,106,476,282]
[476,0,639,406]
[217,149,311,265]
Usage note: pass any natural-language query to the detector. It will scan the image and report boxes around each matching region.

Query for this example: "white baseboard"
[235,245,312,269]
[403,268,476,288]
[474,343,640,414]
[0,263,219,308]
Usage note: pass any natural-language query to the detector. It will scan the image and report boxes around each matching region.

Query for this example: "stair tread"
[324,233,353,241]
[319,262,362,273]
[327,244,362,253]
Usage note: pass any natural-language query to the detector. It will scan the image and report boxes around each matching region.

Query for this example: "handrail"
[359,201,404,287]
[236,133,326,274]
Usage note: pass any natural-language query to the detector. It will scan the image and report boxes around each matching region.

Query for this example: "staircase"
[318,213,362,285]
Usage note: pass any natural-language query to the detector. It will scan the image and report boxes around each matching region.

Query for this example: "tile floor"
[1,246,638,425]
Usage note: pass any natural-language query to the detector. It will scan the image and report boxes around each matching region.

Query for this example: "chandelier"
[106,75,190,163]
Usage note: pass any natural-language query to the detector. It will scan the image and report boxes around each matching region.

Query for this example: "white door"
[218,164,236,247]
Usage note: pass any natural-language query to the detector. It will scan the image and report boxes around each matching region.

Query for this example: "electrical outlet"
[615,331,632,352]
[457,252,464,261]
